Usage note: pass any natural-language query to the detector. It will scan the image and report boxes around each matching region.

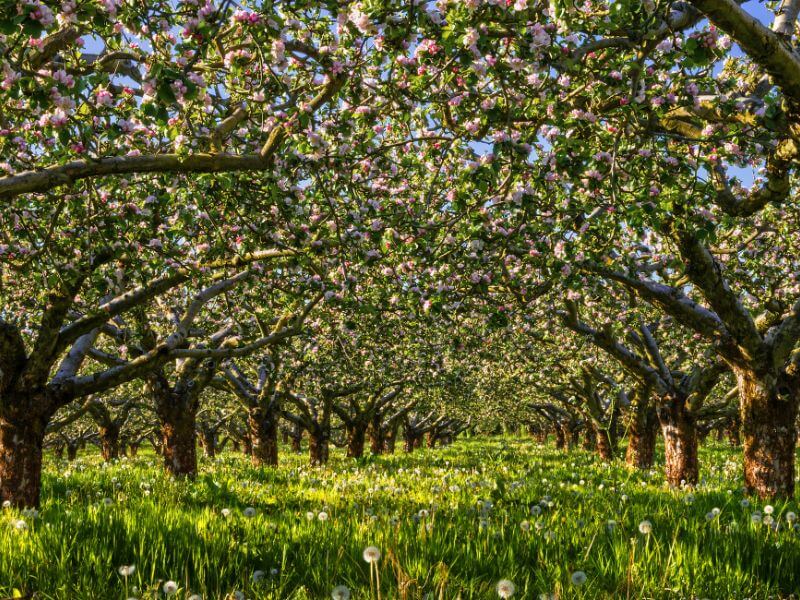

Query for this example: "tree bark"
[368,417,384,455]
[554,425,566,450]
[404,428,420,453]
[248,407,278,467]
[594,425,615,461]
[200,430,217,458]
[99,424,120,461]
[657,398,698,487]
[158,403,198,478]
[426,430,437,449]
[726,414,741,447]
[569,425,580,448]
[346,422,367,459]
[129,442,139,457]
[384,421,398,454]
[308,429,329,465]
[626,404,658,469]
[737,368,799,498]
[290,426,303,453]
[582,426,596,451]
[0,411,50,508]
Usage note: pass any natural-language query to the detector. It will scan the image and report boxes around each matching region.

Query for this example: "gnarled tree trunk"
[308,428,329,465]
[594,425,615,461]
[99,424,120,461]
[657,398,698,487]
[248,407,278,466]
[346,422,367,458]
[426,430,437,449]
[0,408,51,508]
[737,368,799,498]
[157,401,198,478]
[290,424,303,453]
[554,425,566,450]
[626,404,658,469]
[384,421,398,454]
[368,416,384,455]
[199,429,217,459]
[582,426,596,451]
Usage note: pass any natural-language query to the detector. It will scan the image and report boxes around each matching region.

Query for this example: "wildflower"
[252,570,265,583]
[221,508,231,518]
[243,507,256,518]
[331,585,351,600]
[638,520,652,535]
[318,511,329,521]
[118,565,136,577]
[162,581,178,595]
[571,571,588,586]
[13,520,27,531]
[496,579,515,598]
[520,520,531,532]
[786,512,797,523]
[362,546,381,563]
[764,505,774,515]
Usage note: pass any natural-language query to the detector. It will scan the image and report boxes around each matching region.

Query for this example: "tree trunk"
[569,426,580,448]
[726,415,741,447]
[242,433,253,456]
[308,429,329,466]
[291,426,303,453]
[626,404,658,469]
[231,439,241,453]
[0,412,49,508]
[582,426,596,451]
[384,421,398,454]
[53,444,65,460]
[404,428,419,453]
[346,422,367,459]
[66,442,78,461]
[594,425,615,461]
[554,425,566,450]
[657,398,698,487]
[200,429,217,458]
[129,442,139,457]
[248,407,278,467]
[368,417,384,455]
[426,430,437,449]
[99,424,120,461]
[737,368,799,498]
[158,403,198,478]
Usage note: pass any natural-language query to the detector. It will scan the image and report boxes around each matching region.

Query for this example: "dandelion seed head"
[362,545,381,563]
[496,579,515,598]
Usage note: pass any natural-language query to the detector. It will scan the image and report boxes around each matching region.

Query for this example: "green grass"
[1,438,799,599]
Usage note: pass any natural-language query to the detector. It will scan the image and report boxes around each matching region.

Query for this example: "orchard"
[2,0,800,597]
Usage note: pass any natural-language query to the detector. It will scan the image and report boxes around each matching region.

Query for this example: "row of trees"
[2,0,800,505]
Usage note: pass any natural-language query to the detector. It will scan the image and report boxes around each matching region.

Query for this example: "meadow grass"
[1,438,799,599]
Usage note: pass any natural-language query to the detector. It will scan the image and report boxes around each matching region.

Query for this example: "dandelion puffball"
[243,507,256,518]
[496,579,516,598]
[331,585,351,600]
[571,571,587,586]
[118,565,135,577]
[638,520,652,535]
[362,546,381,563]
[162,580,178,595]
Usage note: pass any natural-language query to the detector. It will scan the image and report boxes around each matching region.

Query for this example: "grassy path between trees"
[1,438,798,599]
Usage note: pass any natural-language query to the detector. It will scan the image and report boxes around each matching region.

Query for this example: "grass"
[1,437,799,599]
